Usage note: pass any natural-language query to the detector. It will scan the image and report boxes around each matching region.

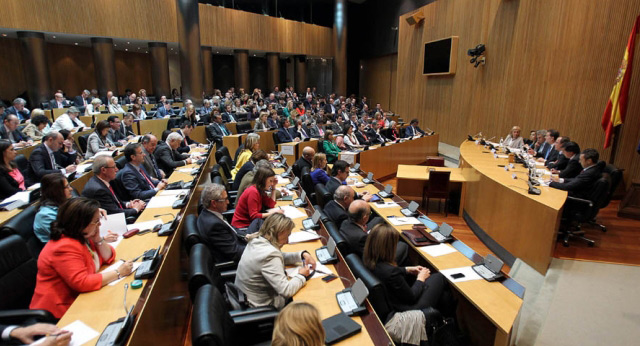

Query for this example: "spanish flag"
[602,15,640,149]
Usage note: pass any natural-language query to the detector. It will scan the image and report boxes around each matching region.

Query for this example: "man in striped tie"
[118,143,167,201]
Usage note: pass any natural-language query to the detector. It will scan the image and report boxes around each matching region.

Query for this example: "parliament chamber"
[1,1,640,346]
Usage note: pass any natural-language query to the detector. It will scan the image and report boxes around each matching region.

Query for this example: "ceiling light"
[145,51,148,53]
[114,44,117,47]
[74,42,78,45]
[125,48,128,51]
[1,34,6,37]
[52,35,56,39]
[127,41,130,44]
[216,51,219,53]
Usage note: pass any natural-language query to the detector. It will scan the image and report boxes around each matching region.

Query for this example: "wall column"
[266,53,280,91]
[333,0,347,96]
[234,49,250,92]
[202,47,214,96]
[148,42,171,98]
[17,32,51,107]
[294,55,307,95]
[91,37,118,98]
[176,0,204,105]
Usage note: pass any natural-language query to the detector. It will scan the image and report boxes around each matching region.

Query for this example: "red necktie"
[184,138,188,147]
[108,186,123,209]
[139,168,155,189]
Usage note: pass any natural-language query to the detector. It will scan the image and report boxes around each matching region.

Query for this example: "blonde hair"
[363,223,399,270]
[258,213,295,249]
[272,302,325,346]
[312,153,326,170]
[244,133,260,152]
[31,108,45,117]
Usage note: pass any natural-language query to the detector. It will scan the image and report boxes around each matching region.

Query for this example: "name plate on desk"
[280,145,295,156]
[340,153,357,165]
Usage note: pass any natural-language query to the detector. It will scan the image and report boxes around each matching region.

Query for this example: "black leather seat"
[215,146,231,164]
[236,122,252,134]
[345,253,394,323]
[183,214,202,254]
[0,235,40,311]
[218,156,234,186]
[233,145,244,165]
[324,220,351,256]
[0,204,43,259]
[188,244,233,302]
[78,133,90,154]
[14,154,30,182]
[560,176,610,247]
[314,183,332,208]
[317,139,325,153]
[272,132,280,146]
[192,284,278,346]
[115,156,127,170]
[300,166,316,205]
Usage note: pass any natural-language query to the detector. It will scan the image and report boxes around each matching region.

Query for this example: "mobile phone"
[322,274,338,282]
[415,237,428,242]
[497,165,505,167]
[451,273,465,279]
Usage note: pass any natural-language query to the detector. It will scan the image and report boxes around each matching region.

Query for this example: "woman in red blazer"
[30,198,134,318]
[231,166,284,228]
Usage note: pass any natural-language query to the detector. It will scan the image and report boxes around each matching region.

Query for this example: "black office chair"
[78,133,90,154]
[0,204,43,259]
[188,244,234,302]
[115,156,127,170]
[345,254,394,323]
[592,163,623,231]
[210,163,222,181]
[0,235,42,312]
[14,154,30,184]
[215,146,231,164]
[236,122,253,134]
[233,145,245,165]
[191,284,279,346]
[559,176,611,247]
[317,139,325,153]
[323,220,351,256]
[183,214,202,254]
[300,167,316,205]
[218,156,235,186]
[272,132,280,146]
[314,183,332,208]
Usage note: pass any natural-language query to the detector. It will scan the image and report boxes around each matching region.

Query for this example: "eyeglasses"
[105,165,117,169]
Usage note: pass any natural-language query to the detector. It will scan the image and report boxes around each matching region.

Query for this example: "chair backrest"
[192,284,232,346]
[426,156,445,167]
[188,244,224,302]
[210,164,222,180]
[183,214,202,254]
[427,171,451,194]
[301,167,315,201]
[15,154,30,180]
[236,121,252,134]
[292,162,302,179]
[0,204,43,259]
[603,163,623,207]
[0,235,38,310]
[344,254,393,322]
[317,139,325,153]
[113,170,133,201]
[314,183,332,208]
[115,156,128,170]
[78,133,90,154]
[215,146,231,163]
[324,220,350,256]
[272,131,280,146]
[233,145,244,164]
[589,177,611,212]
[218,156,233,180]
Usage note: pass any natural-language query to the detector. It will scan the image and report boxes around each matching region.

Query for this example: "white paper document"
[419,243,457,257]
[280,145,295,155]
[127,219,163,232]
[0,191,30,210]
[286,262,334,279]
[268,205,307,219]
[176,168,193,173]
[440,266,483,283]
[76,163,93,173]
[340,153,356,165]
[374,201,400,208]
[31,320,100,346]
[159,189,189,196]
[288,230,321,244]
[99,212,127,236]
[91,150,116,159]
[101,260,143,286]
[276,176,291,184]
[388,216,421,226]
[146,195,180,208]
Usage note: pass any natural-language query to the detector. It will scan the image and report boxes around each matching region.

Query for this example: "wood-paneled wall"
[47,44,96,97]
[360,54,398,112]
[0,38,27,102]
[115,50,152,95]
[395,0,640,188]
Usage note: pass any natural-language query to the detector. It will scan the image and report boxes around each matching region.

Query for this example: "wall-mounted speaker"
[406,10,425,26]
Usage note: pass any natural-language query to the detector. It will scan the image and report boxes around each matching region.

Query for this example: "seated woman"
[30,198,133,318]
[131,103,147,120]
[108,96,125,114]
[181,104,199,126]
[253,112,269,132]
[58,129,80,166]
[235,214,315,308]
[85,120,116,159]
[385,121,401,141]
[364,224,451,345]
[322,130,341,163]
[0,139,26,199]
[272,301,325,346]
[343,124,361,150]
[33,173,72,243]
[85,98,102,116]
[310,153,330,185]
[231,133,260,178]
[232,166,283,228]
[504,126,524,149]
[21,112,50,141]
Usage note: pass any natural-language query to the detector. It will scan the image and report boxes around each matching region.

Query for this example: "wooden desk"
[52,108,67,120]
[78,116,93,128]
[190,125,207,144]
[223,134,244,159]
[143,104,155,112]
[256,130,277,152]
[15,142,39,159]
[227,122,238,134]
[459,141,566,275]
[396,165,467,216]
[138,119,169,137]
[348,173,523,346]
[278,139,319,164]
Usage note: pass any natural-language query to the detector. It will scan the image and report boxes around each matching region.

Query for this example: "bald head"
[348,200,370,225]
[302,146,315,161]
[334,185,355,207]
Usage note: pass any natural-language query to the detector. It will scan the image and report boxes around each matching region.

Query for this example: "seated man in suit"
[28,131,76,183]
[366,120,387,145]
[329,116,345,135]
[0,114,32,148]
[535,129,560,163]
[325,160,373,202]
[155,101,174,118]
[355,123,371,146]
[82,155,145,218]
[177,122,200,154]
[55,129,79,168]
[404,118,426,138]
[267,112,279,129]
[141,134,165,180]
[116,113,135,139]
[118,143,167,201]
[5,98,31,121]
[546,136,570,169]
[221,104,237,123]
[106,115,126,146]
[50,106,85,132]
[197,184,251,263]
[74,89,92,107]
[154,132,192,177]
[551,141,582,179]
[550,148,603,199]
[207,113,230,147]
[49,92,71,109]
[293,146,314,178]
[325,185,384,229]
[277,118,300,144]
[339,200,407,263]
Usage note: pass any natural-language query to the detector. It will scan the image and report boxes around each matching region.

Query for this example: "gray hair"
[31,108,45,117]
[201,184,226,208]
[536,129,547,136]
[91,98,102,105]
[334,185,353,201]
[13,98,26,105]
[110,96,119,104]
[92,155,113,174]
[389,120,396,127]
[252,159,271,173]
[166,132,183,143]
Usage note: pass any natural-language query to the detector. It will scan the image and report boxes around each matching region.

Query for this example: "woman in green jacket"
[323,130,341,163]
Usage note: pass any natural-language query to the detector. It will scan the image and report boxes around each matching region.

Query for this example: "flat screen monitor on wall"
[423,36,458,76]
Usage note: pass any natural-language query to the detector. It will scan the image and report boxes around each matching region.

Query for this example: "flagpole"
[609,125,622,164]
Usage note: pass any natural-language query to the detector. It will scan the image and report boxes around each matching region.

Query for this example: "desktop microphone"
[123,283,130,314]
[153,212,175,218]
[527,180,541,195]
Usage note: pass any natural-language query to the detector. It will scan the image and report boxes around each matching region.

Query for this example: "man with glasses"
[197,184,250,263]
[82,155,145,218]
[0,114,32,148]
[27,131,75,183]
[118,143,167,201]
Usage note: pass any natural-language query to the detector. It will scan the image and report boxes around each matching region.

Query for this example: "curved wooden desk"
[459,141,567,274]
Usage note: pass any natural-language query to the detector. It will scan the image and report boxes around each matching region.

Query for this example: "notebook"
[322,312,362,344]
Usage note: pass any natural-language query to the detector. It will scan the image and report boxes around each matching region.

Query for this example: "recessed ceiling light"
[171,48,174,50]
[137,47,140,49]
[1,34,7,37]
[74,42,78,45]
[114,44,117,47]
[52,35,56,39]
[125,48,128,51]
[216,51,219,53]
[145,51,148,53]
[127,41,130,44]
[253,54,256,56]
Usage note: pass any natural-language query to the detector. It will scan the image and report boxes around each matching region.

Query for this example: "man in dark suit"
[49,92,71,109]
[366,121,387,145]
[355,123,371,146]
[546,136,570,169]
[324,185,354,228]
[325,160,373,202]
[197,184,250,263]
[277,118,300,143]
[119,113,135,138]
[82,155,145,218]
[106,115,126,147]
[141,134,164,179]
[221,104,237,123]
[550,148,603,199]
[207,113,230,147]
[177,122,199,154]
[5,98,31,121]
[154,132,192,177]
[293,146,314,178]
[0,115,32,148]
[551,141,582,179]
[339,200,407,263]
[27,131,76,184]
[74,89,93,107]
[404,118,426,138]
[536,129,560,163]
[155,101,174,118]
[118,143,167,201]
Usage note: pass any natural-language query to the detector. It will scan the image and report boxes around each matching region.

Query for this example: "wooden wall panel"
[47,44,96,98]
[0,38,27,102]
[115,51,152,96]
[360,54,398,112]
[396,0,640,188]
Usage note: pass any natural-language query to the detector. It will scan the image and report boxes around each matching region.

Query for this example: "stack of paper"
[267,206,307,219]
[288,230,321,244]
[388,217,421,226]
[146,195,180,208]
[418,243,457,257]
[101,260,143,286]
[0,191,30,210]
[374,202,400,208]
[31,320,99,346]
